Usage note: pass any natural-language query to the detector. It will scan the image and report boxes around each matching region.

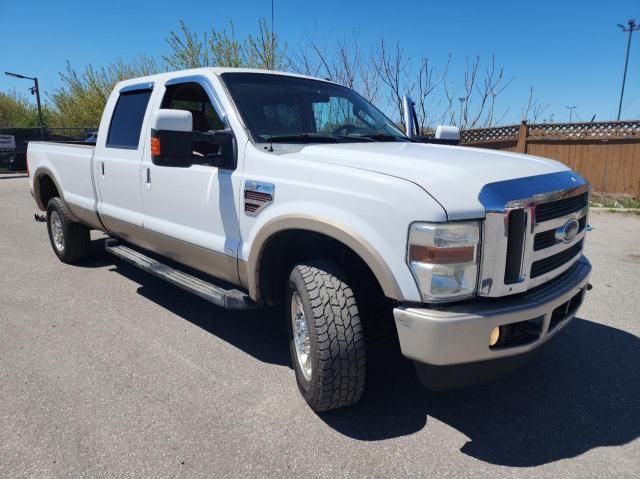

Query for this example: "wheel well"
[38,175,60,209]
[258,230,393,330]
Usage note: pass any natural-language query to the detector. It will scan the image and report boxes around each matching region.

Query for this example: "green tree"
[163,18,287,70]
[48,55,162,127]
[0,89,41,127]
[246,18,287,69]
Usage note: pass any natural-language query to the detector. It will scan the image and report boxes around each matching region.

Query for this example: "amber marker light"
[409,244,475,264]
[150,136,161,156]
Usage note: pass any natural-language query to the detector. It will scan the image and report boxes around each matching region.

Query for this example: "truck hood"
[287,142,569,219]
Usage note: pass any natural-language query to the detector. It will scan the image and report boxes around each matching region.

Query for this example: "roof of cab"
[114,67,334,91]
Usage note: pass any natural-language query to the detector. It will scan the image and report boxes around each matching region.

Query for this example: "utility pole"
[5,71,45,139]
[566,106,577,122]
[616,19,639,121]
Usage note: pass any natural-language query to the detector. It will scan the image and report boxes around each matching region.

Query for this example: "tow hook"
[34,213,46,222]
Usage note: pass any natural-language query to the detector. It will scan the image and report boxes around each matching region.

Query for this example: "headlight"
[407,221,480,302]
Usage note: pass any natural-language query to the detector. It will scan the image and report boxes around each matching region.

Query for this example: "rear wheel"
[46,197,91,263]
[286,261,366,411]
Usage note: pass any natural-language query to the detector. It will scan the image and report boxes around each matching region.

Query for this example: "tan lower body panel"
[101,215,241,287]
[65,203,104,231]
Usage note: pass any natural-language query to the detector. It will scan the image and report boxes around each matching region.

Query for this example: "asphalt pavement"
[1,175,638,478]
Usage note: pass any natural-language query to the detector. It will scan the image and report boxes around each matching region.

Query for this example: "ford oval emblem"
[556,218,580,243]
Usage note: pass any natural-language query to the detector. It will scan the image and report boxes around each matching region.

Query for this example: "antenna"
[271,0,275,70]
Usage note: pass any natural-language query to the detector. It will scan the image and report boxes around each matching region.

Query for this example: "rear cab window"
[106,86,153,149]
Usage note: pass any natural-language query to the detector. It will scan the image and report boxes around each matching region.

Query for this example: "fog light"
[489,327,501,347]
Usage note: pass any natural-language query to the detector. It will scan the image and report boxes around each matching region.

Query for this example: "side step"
[105,238,257,310]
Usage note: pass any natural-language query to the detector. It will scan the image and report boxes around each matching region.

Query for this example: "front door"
[140,76,242,285]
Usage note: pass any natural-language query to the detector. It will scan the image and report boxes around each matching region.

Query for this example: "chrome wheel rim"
[291,291,312,381]
[50,211,65,252]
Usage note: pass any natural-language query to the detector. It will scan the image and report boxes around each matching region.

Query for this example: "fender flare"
[245,214,404,302]
[32,167,80,222]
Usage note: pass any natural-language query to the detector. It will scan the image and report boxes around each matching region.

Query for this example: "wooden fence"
[461,120,640,197]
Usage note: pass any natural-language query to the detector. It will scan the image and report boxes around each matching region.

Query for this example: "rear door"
[94,83,154,241]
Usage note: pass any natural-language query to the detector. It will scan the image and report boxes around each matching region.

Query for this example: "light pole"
[566,105,577,122]
[5,71,45,139]
[616,19,639,121]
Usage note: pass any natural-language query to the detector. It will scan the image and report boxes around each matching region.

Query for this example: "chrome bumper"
[394,256,591,366]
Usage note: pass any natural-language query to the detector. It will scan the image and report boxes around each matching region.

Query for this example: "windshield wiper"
[264,133,375,144]
[358,133,405,142]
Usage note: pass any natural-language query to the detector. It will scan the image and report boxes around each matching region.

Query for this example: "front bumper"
[394,256,591,367]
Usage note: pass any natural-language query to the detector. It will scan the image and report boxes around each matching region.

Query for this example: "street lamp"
[5,71,45,139]
[616,19,639,121]
[566,105,577,122]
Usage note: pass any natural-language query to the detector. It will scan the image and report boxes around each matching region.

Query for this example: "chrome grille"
[478,171,589,298]
[535,192,588,222]
[531,239,584,278]
[534,216,586,251]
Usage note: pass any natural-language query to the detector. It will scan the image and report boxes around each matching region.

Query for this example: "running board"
[105,238,257,310]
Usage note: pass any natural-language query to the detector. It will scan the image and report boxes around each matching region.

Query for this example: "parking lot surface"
[1,176,639,478]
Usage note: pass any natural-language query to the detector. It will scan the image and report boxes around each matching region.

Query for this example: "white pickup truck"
[28,68,591,411]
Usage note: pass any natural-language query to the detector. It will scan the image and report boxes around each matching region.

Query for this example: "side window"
[106,89,152,149]
[161,82,225,132]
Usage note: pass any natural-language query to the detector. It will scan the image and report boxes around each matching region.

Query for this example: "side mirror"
[401,97,461,146]
[402,95,419,138]
[150,109,236,168]
[152,109,193,133]
[435,125,460,142]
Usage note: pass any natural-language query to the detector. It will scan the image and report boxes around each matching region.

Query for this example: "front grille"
[478,172,589,298]
[533,230,556,251]
[504,209,527,284]
[534,216,587,251]
[535,192,588,222]
[531,239,584,278]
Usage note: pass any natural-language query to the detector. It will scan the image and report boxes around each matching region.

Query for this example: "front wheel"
[286,261,366,411]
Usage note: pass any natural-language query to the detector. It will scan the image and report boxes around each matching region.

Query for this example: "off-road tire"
[286,261,366,411]
[46,197,91,263]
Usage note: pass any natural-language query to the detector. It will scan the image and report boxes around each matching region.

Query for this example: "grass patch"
[589,193,640,209]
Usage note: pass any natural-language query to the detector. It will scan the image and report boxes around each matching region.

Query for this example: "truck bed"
[27,141,101,229]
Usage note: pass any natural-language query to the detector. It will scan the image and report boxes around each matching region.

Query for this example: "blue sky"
[2,0,639,124]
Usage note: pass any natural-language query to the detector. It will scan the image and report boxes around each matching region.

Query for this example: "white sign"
[0,135,16,152]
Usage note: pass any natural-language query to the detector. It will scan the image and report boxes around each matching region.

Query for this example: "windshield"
[220,73,406,143]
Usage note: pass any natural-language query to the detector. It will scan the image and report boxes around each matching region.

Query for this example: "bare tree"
[377,38,411,123]
[290,36,514,130]
[413,56,448,132]
[289,33,381,103]
[521,86,549,123]
[443,55,513,129]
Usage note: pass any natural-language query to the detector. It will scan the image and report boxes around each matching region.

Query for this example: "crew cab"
[27,68,591,411]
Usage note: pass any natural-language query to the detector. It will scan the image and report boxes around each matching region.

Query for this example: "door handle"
[143,167,151,189]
